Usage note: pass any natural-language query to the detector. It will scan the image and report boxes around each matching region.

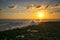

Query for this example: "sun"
[39,13,44,17]
[38,12,44,19]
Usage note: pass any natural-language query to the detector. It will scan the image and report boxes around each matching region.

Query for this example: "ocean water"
[0,19,32,31]
[0,19,60,31]
[0,19,60,40]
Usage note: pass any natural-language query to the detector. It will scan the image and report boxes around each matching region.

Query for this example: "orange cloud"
[47,5,60,9]
[26,4,60,15]
[46,5,60,13]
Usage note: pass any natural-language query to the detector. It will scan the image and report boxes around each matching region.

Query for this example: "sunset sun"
[38,12,44,19]
[39,13,44,17]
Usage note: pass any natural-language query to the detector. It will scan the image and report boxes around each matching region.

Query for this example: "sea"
[0,19,60,31]
[0,19,60,40]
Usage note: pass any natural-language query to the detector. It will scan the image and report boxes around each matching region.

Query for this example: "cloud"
[47,5,60,9]
[26,4,43,14]
[44,5,60,14]
[26,4,60,15]
[55,4,59,6]
[27,4,41,10]
[52,9,60,13]
[0,8,2,11]
[36,5,41,8]
[47,5,60,12]
[8,5,17,9]
[45,5,49,9]
[27,4,36,9]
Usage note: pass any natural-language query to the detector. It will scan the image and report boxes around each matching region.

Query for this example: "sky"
[0,0,60,19]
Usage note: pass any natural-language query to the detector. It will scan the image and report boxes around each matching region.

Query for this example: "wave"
[0,20,32,31]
